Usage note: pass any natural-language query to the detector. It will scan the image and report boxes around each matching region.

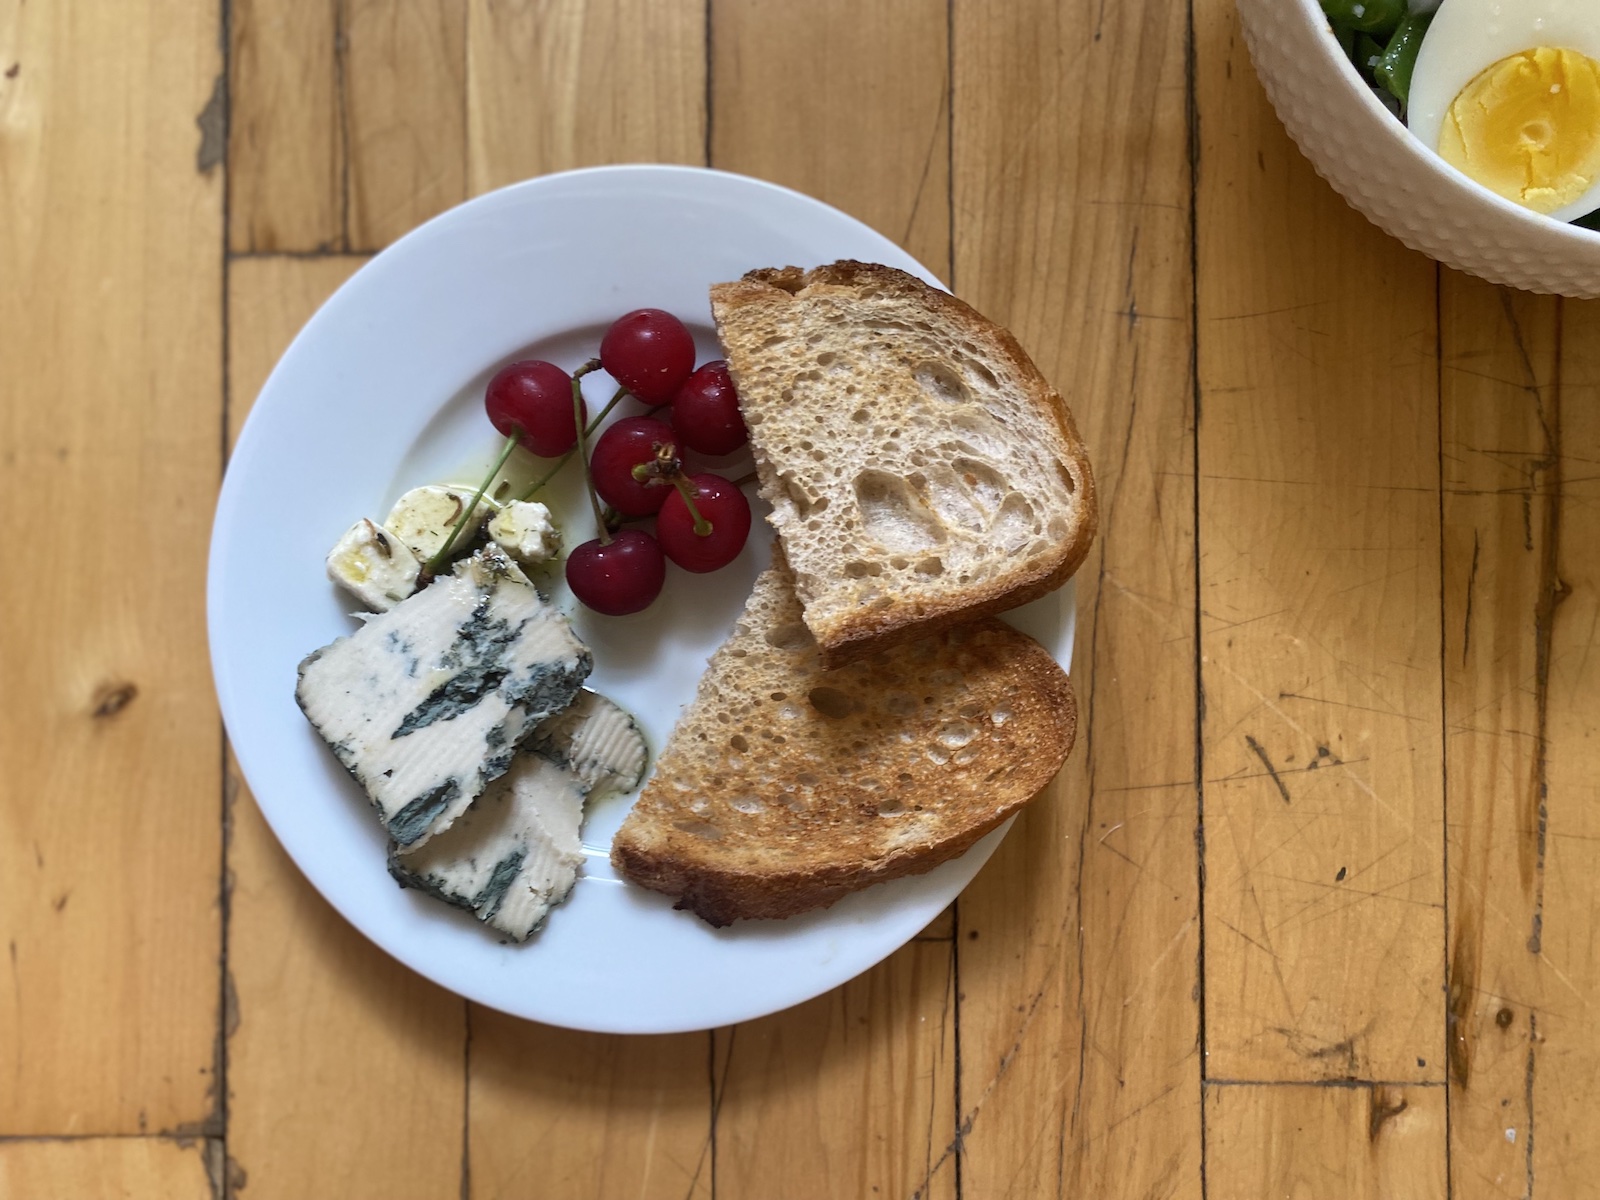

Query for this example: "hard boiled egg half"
[1408,0,1600,223]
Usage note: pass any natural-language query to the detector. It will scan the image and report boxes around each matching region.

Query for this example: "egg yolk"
[1439,46,1600,215]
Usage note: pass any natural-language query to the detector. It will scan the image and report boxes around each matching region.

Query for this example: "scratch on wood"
[1446,926,1477,1089]
[1244,734,1291,803]
[1462,528,1479,667]
[1524,1011,1538,1196]
[196,72,226,173]
[1367,1085,1408,1142]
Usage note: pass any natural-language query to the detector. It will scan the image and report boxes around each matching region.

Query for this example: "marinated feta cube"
[385,485,494,563]
[325,518,422,612]
[487,500,561,567]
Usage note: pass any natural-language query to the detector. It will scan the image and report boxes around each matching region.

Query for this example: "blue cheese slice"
[391,691,648,940]
[295,548,592,849]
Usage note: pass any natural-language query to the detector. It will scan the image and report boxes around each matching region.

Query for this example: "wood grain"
[1531,296,1600,1196]
[710,0,949,278]
[1438,275,1560,1197]
[1194,0,1445,1084]
[1206,1083,1447,1198]
[344,0,466,250]
[0,1138,215,1200]
[0,0,222,1135]
[949,0,1201,1194]
[465,0,706,196]
[711,942,956,1200]
[467,1012,712,1200]
[223,257,467,1199]
[229,0,343,252]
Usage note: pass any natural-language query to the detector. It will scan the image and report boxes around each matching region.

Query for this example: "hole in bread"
[762,336,788,350]
[770,691,787,701]
[915,556,944,576]
[853,469,946,553]
[991,705,1014,726]
[890,556,909,570]
[817,351,836,366]
[896,771,914,783]
[844,560,882,578]
[937,721,978,749]
[954,748,979,766]
[914,362,970,405]
[727,796,764,814]
[1048,516,1070,542]
[729,734,749,752]
[915,465,986,532]
[673,818,724,840]
[796,771,819,787]
[877,798,907,816]
[951,457,1009,516]
[807,686,858,719]
[851,408,870,423]
[993,493,1037,551]
[764,622,813,651]
[1056,460,1077,495]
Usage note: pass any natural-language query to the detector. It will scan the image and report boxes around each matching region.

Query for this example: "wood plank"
[0,1138,214,1200]
[465,0,706,196]
[1529,296,1600,1196]
[343,0,466,250]
[704,4,958,1195]
[1194,0,1445,1082]
[949,0,1201,1194]
[710,0,949,277]
[0,0,222,1134]
[225,257,466,1200]
[467,1012,712,1200]
[1207,1083,1447,1198]
[460,5,712,1194]
[1438,275,1560,1198]
[229,0,343,252]
[710,942,956,1200]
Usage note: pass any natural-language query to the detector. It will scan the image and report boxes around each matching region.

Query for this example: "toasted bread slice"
[709,261,1097,668]
[609,553,1076,925]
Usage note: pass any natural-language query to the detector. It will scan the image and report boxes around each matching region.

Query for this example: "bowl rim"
[1281,0,1600,246]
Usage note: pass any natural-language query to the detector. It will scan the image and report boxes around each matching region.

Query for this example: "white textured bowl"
[1237,0,1600,298]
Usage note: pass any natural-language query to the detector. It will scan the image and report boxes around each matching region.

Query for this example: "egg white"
[1408,0,1600,222]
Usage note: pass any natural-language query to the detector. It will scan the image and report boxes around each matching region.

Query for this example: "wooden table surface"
[4,1,1598,1196]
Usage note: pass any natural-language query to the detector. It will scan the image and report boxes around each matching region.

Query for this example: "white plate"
[208,165,1076,1034]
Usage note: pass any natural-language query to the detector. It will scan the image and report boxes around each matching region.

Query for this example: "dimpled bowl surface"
[1236,0,1600,298]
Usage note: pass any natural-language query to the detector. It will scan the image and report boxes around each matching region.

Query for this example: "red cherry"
[565,529,665,615]
[657,473,752,573]
[589,416,679,516]
[599,309,696,402]
[485,360,584,457]
[671,360,748,455]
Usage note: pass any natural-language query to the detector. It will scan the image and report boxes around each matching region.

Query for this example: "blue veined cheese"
[391,691,648,940]
[295,548,592,850]
[325,518,422,612]
[385,485,495,563]
[487,500,561,567]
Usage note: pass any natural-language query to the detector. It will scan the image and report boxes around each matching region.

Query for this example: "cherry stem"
[515,385,628,502]
[671,475,713,537]
[423,429,520,578]
[572,371,609,545]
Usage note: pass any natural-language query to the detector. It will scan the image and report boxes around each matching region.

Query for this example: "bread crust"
[609,556,1078,926]
[710,261,1098,669]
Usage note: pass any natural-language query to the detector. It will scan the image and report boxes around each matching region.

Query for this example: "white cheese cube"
[487,500,561,567]
[385,485,494,563]
[325,518,422,612]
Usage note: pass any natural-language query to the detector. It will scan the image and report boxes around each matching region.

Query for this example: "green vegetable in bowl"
[1374,13,1431,105]
[1321,0,1434,114]
[1320,0,1403,37]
